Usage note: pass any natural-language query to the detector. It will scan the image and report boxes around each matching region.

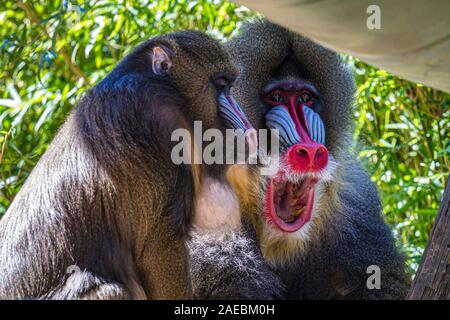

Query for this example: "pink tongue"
[245,129,258,158]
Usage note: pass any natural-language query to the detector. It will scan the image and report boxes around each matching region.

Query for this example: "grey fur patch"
[188,230,285,299]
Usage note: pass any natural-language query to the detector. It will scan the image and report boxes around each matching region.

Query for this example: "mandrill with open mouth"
[263,80,330,234]
[218,20,411,299]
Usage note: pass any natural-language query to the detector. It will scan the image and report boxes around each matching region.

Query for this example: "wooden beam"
[408,175,450,299]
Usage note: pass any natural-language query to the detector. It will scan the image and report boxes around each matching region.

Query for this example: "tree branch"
[408,175,450,299]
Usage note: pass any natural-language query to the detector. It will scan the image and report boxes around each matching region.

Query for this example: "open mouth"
[265,175,317,232]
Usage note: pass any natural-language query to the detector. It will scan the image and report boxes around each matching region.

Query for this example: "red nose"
[287,143,328,172]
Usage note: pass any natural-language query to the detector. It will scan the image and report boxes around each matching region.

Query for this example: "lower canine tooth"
[293,207,305,217]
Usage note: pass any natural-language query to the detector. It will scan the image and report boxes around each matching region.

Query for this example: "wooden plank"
[408,175,450,299]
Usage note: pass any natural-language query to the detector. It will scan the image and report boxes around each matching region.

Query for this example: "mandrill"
[190,20,411,300]
[0,30,255,299]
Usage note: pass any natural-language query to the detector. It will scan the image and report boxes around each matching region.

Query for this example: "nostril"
[315,147,324,158]
[314,146,329,169]
[296,148,308,157]
[288,144,328,173]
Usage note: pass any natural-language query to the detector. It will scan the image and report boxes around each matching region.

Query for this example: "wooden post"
[407,175,450,299]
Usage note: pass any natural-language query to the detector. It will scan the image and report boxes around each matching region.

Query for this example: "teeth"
[284,216,296,223]
[293,207,305,217]
[279,207,305,224]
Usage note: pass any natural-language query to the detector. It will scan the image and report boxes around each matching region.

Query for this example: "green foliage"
[0,0,448,274]
[350,59,449,272]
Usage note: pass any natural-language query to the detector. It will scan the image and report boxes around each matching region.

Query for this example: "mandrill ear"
[152,46,173,76]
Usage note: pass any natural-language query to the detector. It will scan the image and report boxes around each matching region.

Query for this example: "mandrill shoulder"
[328,157,410,299]
[335,156,390,245]
[339,157,382,217]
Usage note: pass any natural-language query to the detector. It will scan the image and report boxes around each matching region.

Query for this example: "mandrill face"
[262,80,334,235]
[159,31,244,131]
[150,31,258,152]
[235,77,341,264]
[226,21,355,265]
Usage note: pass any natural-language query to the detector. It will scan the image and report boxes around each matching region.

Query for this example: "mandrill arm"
[188,175,284,299]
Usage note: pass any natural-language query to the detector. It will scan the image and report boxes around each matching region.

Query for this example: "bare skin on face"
[263,81,328,233]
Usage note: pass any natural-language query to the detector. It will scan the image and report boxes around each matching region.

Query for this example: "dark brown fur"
[0,31,237,299]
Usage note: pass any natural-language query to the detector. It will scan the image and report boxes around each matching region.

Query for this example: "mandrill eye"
[298,91,313,105]
[271,92,285,104]
[214,77,227,88]
[212,73,229,91]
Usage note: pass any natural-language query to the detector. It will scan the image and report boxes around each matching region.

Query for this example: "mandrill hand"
[194,175,242,232]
